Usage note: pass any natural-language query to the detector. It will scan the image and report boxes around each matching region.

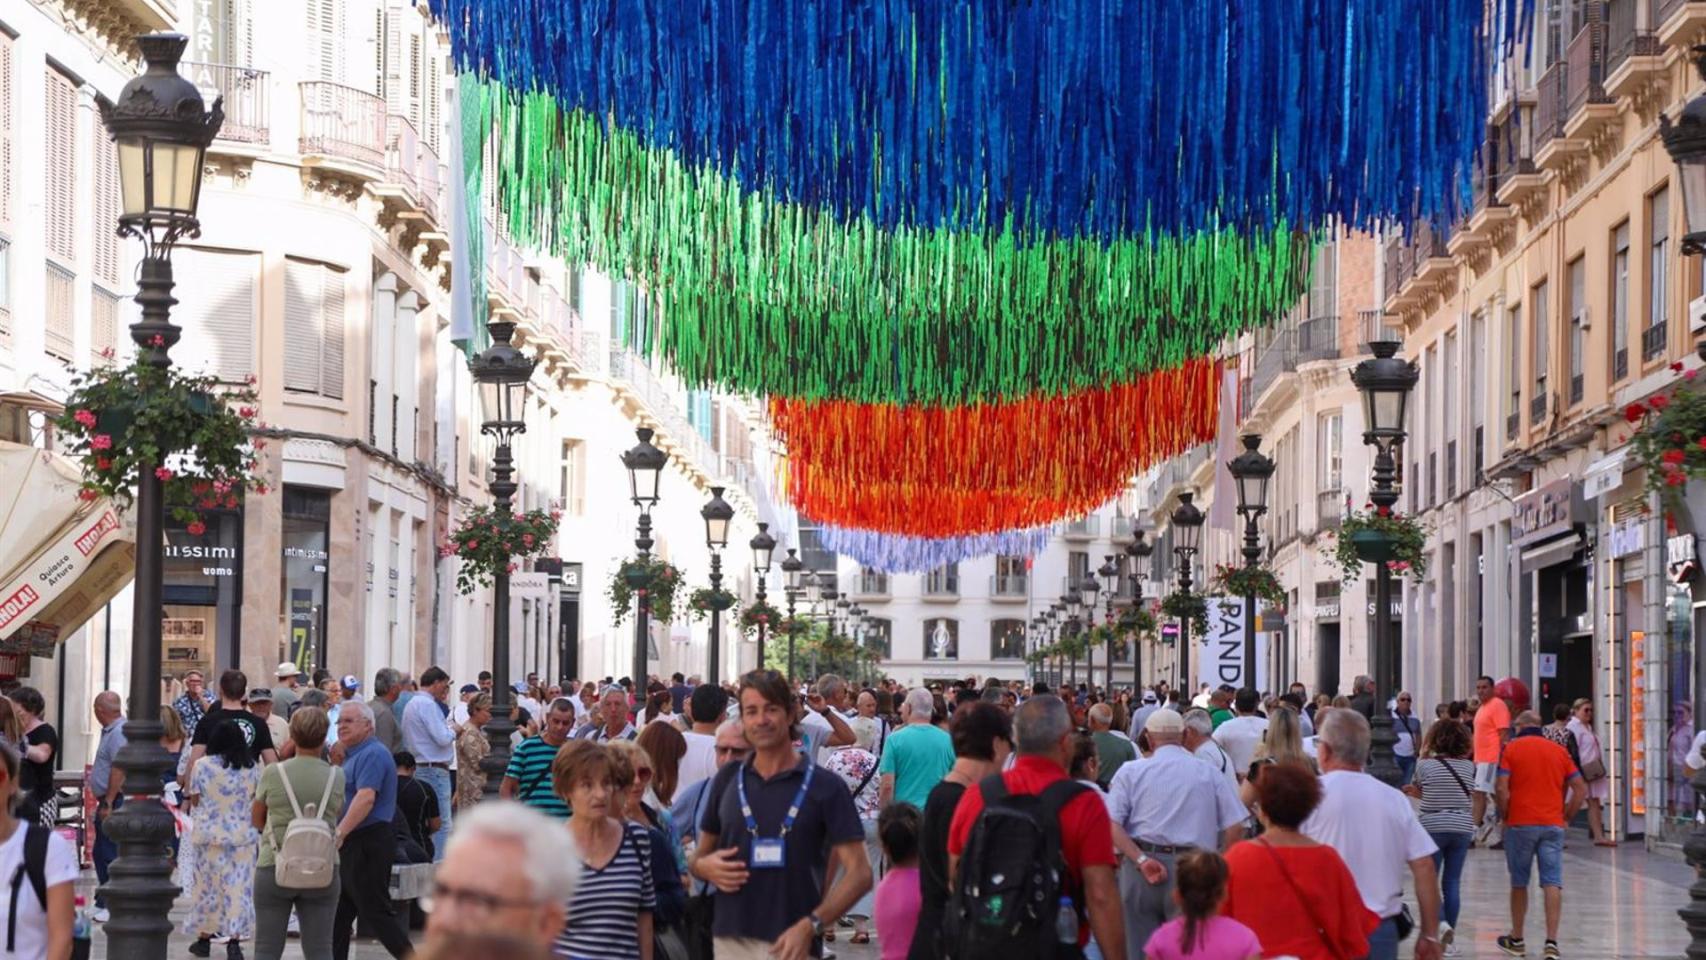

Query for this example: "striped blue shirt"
[505,735,570,818]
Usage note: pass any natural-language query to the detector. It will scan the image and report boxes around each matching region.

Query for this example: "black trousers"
[332,822,413,960]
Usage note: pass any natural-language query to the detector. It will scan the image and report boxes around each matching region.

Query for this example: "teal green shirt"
[504,735,571,818]
[877,723,955,809]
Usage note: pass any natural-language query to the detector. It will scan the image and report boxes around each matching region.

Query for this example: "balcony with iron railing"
[1563,21,1619,141]
[1569,372,1585,406]
[1063,516,1101,540]
[1110,516,1140,541]
[1506,407,1522,441]
[855,571,890,598]
[1249,328,1298,402]
[990,574,1030,600]
[1317,489,1343,530]
[187,62,269,145]
[379,114,424,210]
[1531,389,1549,424]
[923,568,960,598]
[299,82,386,172]
[1657,0,1706,45]
[1614,345,1629,381]
[1643,320,1669,361]
[1606,0,1664,95]
[1294,314,1340,364]
[1533,61,1577,170]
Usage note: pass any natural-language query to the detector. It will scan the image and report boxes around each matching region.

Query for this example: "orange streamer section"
[772,358,1220,538]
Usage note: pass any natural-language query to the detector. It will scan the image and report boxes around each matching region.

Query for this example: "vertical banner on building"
[288,589,314,672]
[1630,630,1647,817]
[1199,596,1269,692]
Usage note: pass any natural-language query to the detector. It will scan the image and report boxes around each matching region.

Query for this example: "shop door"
[1316,622,1341,697]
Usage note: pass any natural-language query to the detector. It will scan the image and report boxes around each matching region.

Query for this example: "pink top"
[873,865,922,960]
[1144,915,1262,960]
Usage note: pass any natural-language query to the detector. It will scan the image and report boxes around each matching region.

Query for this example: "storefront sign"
[1631,630,1647,816]
[1667,534,1698,583]
[288,589,314,671]
[1199,596,1268,692]
[511,573,550,600]
[1511,478,1578,546]
[1538,653,1557,678]
[1309,603,1340,620]
[563,562,581,595]
[1608,518,1646,560]
[1582,451,1627,501]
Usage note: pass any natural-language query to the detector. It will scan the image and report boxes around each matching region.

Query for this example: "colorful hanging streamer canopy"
[433,0,1516,238]
[816,523,1058,574]
[480,85,1313,403]
[778,360,1220,539]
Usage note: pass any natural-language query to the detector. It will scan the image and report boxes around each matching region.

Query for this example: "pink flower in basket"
[73,409,97,427]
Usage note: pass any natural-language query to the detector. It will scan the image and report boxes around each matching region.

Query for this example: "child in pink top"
[1144,851,1263,960]
[872,804,923,960]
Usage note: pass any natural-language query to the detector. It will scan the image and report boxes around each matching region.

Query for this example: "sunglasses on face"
[716,745,750,758]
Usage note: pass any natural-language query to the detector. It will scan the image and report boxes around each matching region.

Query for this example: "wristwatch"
[807,913,825,937]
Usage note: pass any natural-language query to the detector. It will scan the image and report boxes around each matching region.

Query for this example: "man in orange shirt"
[1472,675,1512,834]
[1494,711,1586,960]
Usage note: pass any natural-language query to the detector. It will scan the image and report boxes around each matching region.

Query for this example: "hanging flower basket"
[1160,589,1208,635]
[738,600,783,636]
[441,505,560,595]
[1629,368,1706,498]
[54,357,267,528]
[1119,606,1158,638]
[1329,502,1428,583]
[1209,563,1287,607]
[607,555,684,626]
[688,586,740,622]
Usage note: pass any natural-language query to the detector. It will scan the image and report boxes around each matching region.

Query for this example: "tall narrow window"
[283,258,347,399]
[1647,186,1671,362]
[1612,222,1630,380]
[1317,413,1343,491]
[1532,280,1550,422]
[43,67,77,361]
[1568,255,1586,406]
[1507,302,1523,439]
[0,32,12,347]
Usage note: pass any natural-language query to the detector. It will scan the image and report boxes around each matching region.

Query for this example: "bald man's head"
[93,691,122,726]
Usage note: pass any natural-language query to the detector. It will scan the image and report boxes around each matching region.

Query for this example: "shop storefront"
[161,510,244,680]
[280,486,332,675]
[1510,477,1591,716]
[1653,530,1701,845]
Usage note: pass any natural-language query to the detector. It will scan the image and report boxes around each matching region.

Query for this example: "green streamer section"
[484,81,1315,405]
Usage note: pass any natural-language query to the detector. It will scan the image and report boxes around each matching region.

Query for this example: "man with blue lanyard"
[691,671,871,960]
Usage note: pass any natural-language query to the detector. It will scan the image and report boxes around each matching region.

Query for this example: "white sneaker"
[1443,941,1463,958]
[286,913,300,938]
[1439,921,1454,947]
[91,908,110,924]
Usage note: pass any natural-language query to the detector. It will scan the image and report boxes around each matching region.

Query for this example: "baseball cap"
[247,688,273,703]
[275,662,301,679]
[459,683,479,695]
[1144,710,1185,735]
[1141,690,1158,705]
[340,674,361,691]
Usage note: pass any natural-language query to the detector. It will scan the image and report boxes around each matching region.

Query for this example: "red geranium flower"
[1626,403,1648,422]
[1668,472,1689,486]
[89,434,113,451]
[1664,449,1688,465]
[186,520,207,536]
[1651,394,1671,411]
[73,409,96,427]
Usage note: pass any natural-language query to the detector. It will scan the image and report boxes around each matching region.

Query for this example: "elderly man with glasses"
[1392,691,1422,785]
[425,801,582,952]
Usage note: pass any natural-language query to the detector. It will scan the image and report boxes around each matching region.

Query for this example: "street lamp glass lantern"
[749,523,776,573]
[1351,342,1419,449]
[1171,491,1205,554]
[621,428,667,507]
[1098,557,1120,595]
[1079,576,1099,609]
[469,320,536,442]
[1662,48,1706,251]
[101,34,224,252]
[701,486,735,549]
[1227,434,1275,516]
[781,548,803,590]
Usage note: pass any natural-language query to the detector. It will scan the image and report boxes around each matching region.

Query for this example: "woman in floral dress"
[454,693,492,809]
[186,720,262,959]
[824,716,882,945]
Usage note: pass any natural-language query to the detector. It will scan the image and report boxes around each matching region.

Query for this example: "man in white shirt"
[1211,687,1269,778]
[1106,710,1248,956]
[677,684,728,793]
[1182,708,1240,795]
[1302,709,1443,960]
[799,680,854,764]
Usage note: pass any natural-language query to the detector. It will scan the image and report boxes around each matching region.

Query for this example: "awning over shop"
[0,441,135,652]
[1582,449,1629,501]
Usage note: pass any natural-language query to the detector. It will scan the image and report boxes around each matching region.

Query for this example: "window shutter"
[91,115,120,286]
[310,0,345,83]
[176,248,258,381]
[320,265,346,398]
[284,258,323,392]
[44,68,77,264]
[407,32,422,126]
[0,33,13,230]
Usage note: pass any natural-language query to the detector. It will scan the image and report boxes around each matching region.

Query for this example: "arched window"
[922,618,959,659]
[861,617,892,659]
[990,619,1027,660]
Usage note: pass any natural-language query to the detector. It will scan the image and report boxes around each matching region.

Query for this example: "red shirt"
[1500,732,1581,827]
[946,755,1117,945]
[1222,840,1377,960]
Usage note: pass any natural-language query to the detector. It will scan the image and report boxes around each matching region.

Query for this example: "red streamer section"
[772,358,1221,538]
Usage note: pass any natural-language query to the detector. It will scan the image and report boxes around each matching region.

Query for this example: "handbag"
[1580,756,1607,782]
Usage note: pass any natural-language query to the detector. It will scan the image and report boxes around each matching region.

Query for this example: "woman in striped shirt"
[552,740,656,960]
[1403,718,1475,954]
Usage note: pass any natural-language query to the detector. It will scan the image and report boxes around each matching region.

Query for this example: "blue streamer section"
[818,523,1058,574]
[427,0,1524,238]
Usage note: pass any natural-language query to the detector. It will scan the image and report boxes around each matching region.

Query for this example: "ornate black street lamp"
[749,523,776,670]
[781,548,803,681]
[470,317,537,798]
[98,33,222,958]
[1171,491,1205,695]
[1126,530,1154,687]
[701,486,735,681]
[1351,338,1418,787]
[621,427,667,690]
[1227,434,1275,688]
[1097,557,1119,688]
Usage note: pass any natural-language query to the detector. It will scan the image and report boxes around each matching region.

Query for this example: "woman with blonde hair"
[0,694,21,747]
[1240,706,1312,810]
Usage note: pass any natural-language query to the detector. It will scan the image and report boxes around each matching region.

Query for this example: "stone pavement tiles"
[81,836,1687,959]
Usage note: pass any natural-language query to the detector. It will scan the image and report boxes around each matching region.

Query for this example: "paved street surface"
[81,831,1692,959]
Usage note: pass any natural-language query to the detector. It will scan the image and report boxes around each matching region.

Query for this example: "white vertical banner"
[1198,596,1269,692]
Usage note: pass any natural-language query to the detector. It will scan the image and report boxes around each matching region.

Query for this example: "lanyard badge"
[737,759,815,870]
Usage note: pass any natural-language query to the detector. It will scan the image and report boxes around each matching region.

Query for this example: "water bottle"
[72,896,91,940]
[1054,896,1077,944]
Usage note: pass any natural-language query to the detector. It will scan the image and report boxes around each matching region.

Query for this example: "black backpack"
[945,774,1088,960]
[6,823,47,952]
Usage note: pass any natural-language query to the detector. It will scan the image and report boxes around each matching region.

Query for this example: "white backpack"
[271,764,339,889]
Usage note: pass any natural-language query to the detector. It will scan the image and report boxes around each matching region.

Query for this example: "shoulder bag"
[1254,839,1345,960]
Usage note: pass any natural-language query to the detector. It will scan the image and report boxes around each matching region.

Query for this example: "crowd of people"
[0,663,1607,960]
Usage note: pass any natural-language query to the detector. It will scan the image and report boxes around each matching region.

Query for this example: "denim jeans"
[1429,829,1472,927]
[413,765,452,862]
[1359,915,1399,960]
[1396,755,1416,785]
[1504,824,1565,888]
[93,795,122,908]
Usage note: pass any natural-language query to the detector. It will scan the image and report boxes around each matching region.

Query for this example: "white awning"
[0,442,135,650]
[1582,449,1629,501]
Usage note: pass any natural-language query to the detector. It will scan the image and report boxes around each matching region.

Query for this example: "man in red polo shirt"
[946,694,1125,960]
